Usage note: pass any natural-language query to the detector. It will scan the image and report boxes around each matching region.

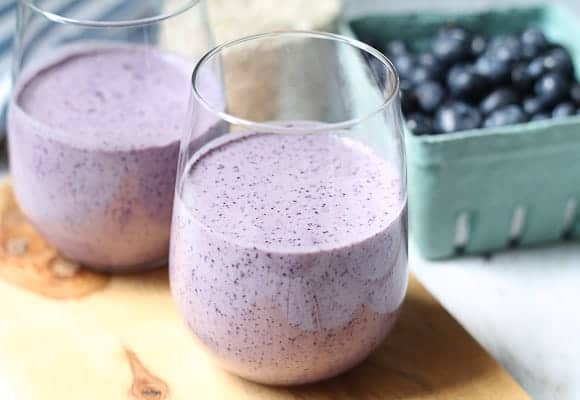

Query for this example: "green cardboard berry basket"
[340,5,580,259]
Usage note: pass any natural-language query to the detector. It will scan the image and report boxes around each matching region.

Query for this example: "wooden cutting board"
[0,180,529,400]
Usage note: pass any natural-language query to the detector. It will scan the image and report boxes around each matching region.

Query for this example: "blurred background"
[344,0,580,15]
[1,0,580,132]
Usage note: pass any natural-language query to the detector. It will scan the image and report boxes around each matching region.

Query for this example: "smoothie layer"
[8,45,223,270]
[170,131,408,384]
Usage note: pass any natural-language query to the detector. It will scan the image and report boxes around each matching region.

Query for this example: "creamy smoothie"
[8,45,223,271]
[170,131,408,385]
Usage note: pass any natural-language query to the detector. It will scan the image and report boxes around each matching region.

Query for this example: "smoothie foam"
[170,131,408,385]
[8,45,223,270]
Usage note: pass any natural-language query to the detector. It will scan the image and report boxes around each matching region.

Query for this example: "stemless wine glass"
[170,31,408,385]
[8,0,220,272]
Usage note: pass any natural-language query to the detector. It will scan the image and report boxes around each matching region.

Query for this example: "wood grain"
[126,349,170,400]
[0,180,529,399]
[0,180,109,299]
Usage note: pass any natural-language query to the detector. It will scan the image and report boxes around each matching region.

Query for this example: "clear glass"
[170,31,408,385]
[8,0,217,272]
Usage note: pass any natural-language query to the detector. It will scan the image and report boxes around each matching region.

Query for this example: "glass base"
[81,256,168,275]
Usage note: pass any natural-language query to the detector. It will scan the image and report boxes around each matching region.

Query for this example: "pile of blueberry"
[386,26,580,135]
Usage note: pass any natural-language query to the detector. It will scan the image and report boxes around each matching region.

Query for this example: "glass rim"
[192,30,401,134]
[19,0,200,28]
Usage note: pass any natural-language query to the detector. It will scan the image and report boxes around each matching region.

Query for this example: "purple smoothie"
[8,45,223,271]
[170,131,408,385]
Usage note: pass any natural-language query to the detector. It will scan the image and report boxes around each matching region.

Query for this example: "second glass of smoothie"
[170,32,408,385]
[8,0,224,272]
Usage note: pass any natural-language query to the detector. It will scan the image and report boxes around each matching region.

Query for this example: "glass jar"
[8,0,219,272]
[170,31,408,385]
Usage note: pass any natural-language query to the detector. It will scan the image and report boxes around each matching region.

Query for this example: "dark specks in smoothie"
[9,45,224,270]
[94,89,105,102]
[170,131,408,385]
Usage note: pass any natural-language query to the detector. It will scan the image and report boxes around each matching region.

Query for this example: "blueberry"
[483,105,528,128]
[487,34,514,49]
[534,72,570,106]
[475,56,510,85]
[543,48,575,78]
[487,35,522,64]
[530,113,551,122]
[570,82,580,105]
[480,88,519,115]
[447,64,485,99]
[432,27,472,65]
[523,97,545,115]
[486,35,505,51]
[521,27,549,50]
[407,113,433,135]
[552,102,577,118]
[416,52,446,81]
[447,64,464,80]
[511,62,534,92]
[416,52,437,67]
[409,65,431,85]
[520,28,549,60]
[392,54,415,79]
[414,81,446,114]
[470,35,488,57]
[521,43,543,60]
[435,101,482,133]
[527,56,547,80]
[386,40,409,57]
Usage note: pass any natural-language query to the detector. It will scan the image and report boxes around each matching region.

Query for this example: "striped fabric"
[0,1,16,135]
[0,0,159,137]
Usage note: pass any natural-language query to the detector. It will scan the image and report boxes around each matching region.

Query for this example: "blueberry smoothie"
[170,131,408,385]
[8,45,223,271]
